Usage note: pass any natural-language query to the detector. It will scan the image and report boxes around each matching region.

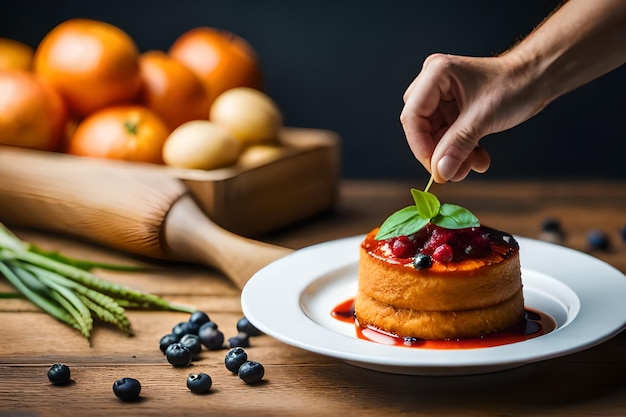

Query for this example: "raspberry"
[420,226,453,255]
[432,244,453,263]
[390,236,417,258]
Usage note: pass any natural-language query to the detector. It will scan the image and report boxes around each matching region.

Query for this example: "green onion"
[0,222,194,344]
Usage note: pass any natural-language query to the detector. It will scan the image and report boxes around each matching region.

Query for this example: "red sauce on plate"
[331,298,557,349]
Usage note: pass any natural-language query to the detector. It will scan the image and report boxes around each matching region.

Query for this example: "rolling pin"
[0,146,293,289]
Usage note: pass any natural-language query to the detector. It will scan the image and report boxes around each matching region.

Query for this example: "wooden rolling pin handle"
[0,147,292,288]
[164,195,293,289]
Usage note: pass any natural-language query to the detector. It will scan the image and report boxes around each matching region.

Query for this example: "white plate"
[241,236,626,375]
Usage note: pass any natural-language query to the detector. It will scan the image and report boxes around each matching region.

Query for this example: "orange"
[169,27,263,105]
[67,105,169,164]
[34,18,142,116]
[0,70,67,151]
[0,38,34,71]
[137,50,212,130]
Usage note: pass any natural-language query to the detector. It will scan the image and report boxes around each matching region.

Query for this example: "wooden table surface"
[1,179,625,417]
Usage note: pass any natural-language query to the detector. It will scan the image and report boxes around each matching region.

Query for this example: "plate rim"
[241,235,626,375]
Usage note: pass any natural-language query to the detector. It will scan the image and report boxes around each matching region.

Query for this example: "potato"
[237,144,285,168]
[162,120,240,170]
[209,87,282,145]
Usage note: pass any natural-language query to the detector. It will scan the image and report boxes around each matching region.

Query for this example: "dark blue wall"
[2,1,624,180]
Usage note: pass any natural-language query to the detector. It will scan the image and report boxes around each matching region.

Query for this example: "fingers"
[440,146,491,183]
[401,57,454,173]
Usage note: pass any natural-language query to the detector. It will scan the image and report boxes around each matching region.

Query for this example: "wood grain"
[0,180,625,417]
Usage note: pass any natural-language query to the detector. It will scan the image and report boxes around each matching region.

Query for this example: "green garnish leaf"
[374,180,480,240]
[410,189,440,219]
[375,206,429,240]
[432,203,480,229]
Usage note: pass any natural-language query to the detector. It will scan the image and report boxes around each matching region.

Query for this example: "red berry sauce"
[331,299,556,349]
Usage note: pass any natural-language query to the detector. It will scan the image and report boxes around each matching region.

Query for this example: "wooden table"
[1,180,625,417]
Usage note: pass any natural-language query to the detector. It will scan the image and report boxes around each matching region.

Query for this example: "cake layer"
[358,247,522,311]
[354,289,525,340]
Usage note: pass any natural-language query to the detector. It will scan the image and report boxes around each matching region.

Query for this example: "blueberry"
[621,224,626,243]
[186,311,210,335]
[238,361,265,384]
[413,253,433,269]
[587,229,610,251]
[189,311,210,327]
[159,333,179,353]
[112,377,141,402]
[198,322,224,350]
[228,333,250,348]
[47,363,71,385]
[179,334,202,357]
[224,347,248,373]
[236,317,263,336]
[541,217,562,233]
[186,372,212,394]
[172,321,192,338]
[165,342,193,367]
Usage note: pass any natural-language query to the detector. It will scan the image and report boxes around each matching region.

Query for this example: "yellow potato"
[237,144,285,167]
[162,120,240,170]
[209,87,282,145]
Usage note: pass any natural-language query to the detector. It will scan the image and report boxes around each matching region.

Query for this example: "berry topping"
[390,235,418,258]
[451,228,491,261]
[432,243,453,263]
[413,253,433,269]
[420,226,454,255]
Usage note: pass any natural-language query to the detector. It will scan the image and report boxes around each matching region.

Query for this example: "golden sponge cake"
[355,225,523,340]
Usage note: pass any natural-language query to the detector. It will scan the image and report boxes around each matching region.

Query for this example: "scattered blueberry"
[238,361,265,384]
[186,372,212,394]
[198,323,224,350]
[236,317,263,337]
[47,363,71,385]
[413,253,433,269]
[538,217,565,244]
[541,217,562,233]
[172,321,192,338]
[587,229,610,251]
[165,342,193,367]
[189,311,211,327]
[225,347,248,373]
[228,333,250,348]
[159,333,179,353]
[112,377,141,402]
[180,334,202,357]
[621,224,626,243]
[187,311,210,334]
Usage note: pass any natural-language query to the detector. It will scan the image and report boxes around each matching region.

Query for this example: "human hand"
[400,53,543,183]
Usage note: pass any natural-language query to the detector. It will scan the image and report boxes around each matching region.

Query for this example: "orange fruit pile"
[0,18,281,167]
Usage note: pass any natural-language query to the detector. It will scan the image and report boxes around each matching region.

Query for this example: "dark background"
[1,0,624,181]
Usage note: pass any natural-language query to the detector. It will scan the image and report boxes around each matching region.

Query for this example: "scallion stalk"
[0,222,194,344]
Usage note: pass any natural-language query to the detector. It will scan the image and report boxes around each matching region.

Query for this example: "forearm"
[504,0,626,106]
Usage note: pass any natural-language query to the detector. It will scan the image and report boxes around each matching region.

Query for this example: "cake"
[354,189,523,340]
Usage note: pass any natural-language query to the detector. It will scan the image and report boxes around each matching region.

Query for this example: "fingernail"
[437,156,457,182]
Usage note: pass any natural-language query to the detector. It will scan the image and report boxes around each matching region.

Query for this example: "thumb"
[431,121,481,182]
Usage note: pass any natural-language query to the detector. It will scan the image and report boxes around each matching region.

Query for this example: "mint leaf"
[432,203,480,229]
[373,186,480,240]
[374,206,429,240]
[410,189,440,219]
